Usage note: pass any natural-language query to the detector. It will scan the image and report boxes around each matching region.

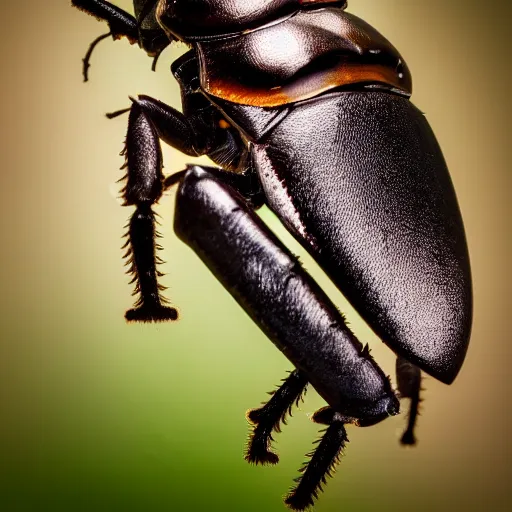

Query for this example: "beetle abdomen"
[252,91,472,384]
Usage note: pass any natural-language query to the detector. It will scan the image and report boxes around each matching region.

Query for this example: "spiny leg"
[118,97,260,321]
[285,408,348,511]
[245,370,309,465]
[396,356,422,445]
[121,101,177,322]
[106,79,262,319]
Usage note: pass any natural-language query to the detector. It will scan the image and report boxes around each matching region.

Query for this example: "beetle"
[71,0,472,509]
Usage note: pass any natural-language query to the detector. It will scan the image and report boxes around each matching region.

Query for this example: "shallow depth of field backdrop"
[3,0,511,510]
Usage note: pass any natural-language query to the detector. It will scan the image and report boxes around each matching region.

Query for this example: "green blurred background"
[3,0,511,510]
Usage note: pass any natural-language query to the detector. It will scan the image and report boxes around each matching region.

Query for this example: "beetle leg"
[72,0,139,81]
[120,100,178,322]
[396,356,422,445]
[116,95,262,321]
[285,407,348,511]
[245,369,309,465]
[81,32,113,82]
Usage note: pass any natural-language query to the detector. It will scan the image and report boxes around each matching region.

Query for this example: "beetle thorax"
[156,0,347,41]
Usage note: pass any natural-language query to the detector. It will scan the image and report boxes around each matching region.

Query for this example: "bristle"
[360,343,371,358]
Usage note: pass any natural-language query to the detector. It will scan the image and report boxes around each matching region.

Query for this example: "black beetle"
[71,0,472,509]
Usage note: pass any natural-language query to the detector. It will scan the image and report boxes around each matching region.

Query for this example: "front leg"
[120,98,261,321]
[121,101,178,322]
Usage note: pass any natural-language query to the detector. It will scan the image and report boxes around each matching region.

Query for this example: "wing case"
[252,91,472,384]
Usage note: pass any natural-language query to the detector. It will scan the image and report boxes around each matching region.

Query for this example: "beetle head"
[156,0,348,41]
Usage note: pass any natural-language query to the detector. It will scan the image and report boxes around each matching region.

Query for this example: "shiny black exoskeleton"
[72,1,472,509]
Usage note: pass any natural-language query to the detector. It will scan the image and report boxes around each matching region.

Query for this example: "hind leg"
[173,166,399,510]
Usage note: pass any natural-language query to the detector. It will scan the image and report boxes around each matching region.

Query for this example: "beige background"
[2,1,511,510]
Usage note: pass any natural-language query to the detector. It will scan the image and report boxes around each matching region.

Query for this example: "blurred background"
[2,0,511,510]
